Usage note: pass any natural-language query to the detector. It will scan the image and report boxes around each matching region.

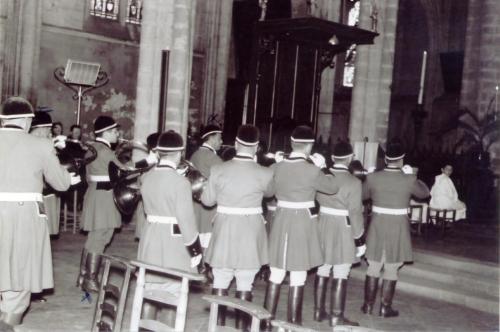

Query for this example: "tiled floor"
[14,226,499,332]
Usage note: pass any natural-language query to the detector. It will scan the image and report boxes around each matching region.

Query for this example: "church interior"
[0,0,498,331]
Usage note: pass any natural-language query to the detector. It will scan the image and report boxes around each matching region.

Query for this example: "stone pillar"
[134,0,195,142]
[349,0,399,145]
[315,0,341,142]
[460,0,500,171]
[200,0,233,126]
[1,0,42,103]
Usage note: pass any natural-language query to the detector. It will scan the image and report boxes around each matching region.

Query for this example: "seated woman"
[429,164,466,221]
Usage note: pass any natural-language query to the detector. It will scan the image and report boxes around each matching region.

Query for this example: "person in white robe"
[429,165,466,220]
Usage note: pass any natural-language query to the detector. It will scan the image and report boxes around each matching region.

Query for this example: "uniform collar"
[384,166,401,172]
[234,152,255,162]
[285,152,308,162]
[96,137,111,148]
[0,124,24,131]
[156,159,177,170]
[331,164,349,172]
[201,143,217,154]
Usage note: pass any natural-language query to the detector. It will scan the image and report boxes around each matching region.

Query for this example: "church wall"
[37,0,140,139]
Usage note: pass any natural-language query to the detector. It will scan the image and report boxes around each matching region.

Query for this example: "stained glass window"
[343,0,360,87]
[126,0,143,25]
[90,0,119,20]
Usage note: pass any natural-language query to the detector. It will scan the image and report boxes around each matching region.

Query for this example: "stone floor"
[14,227,499,332]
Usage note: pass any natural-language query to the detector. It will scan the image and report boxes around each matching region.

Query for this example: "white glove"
[69,172,81,185]
[190,254,202,268]
[356,244,367,258]
[145,151,158,165]
[402,164,413,174]
[54,136,67,149]
[176,166,188,176]
[274,151,285,163]
[367,166,376,174]
[309,153,326,169]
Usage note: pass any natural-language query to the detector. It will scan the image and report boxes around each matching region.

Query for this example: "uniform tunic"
[269,155,339,271]
[201,155,274,270]
[81,139,124,231]
[138,164,199,273]
[190,144,223,234]
[0,127,71,292]
[43,189,61,235]
[363,167,430,263]
[317,165,364,265]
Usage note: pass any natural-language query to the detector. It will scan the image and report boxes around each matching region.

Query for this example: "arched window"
[126,0,143,25]
[342,0,359,87]
[90,0,120,20]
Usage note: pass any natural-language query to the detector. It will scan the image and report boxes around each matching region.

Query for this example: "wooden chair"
[62,190,79,233]
[91,254,136,332]
[427,207,456,237]
[203,295,272,332]
[271,320,318,332]
[408,204,424,235]
[129,260,205,332]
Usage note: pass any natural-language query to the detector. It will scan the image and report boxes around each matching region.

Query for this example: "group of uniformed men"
[0,96,430,331]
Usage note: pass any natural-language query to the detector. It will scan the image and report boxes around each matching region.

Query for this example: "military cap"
[332,141,354,158]
[0,96,34,119]
[31,112,53,128]
[385,139,405,160]
[94,115,118,134]
[156,130,184,152]
[201,124,222,139]
[236,124,259,146]
[291,125,315,143]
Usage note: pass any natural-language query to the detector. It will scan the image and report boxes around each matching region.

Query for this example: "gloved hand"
[274,151,285,163]
[69,172,81,186]
[191,254,202,268]
[54,136,67,150]
[176,166,188,176]
[402,164,413,174]
[367,166,376,173]
[309,153,326,169]
[145,151,158,165]
[356,244,367,258]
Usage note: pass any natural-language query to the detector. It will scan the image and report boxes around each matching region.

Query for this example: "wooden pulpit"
[245,17,378,151]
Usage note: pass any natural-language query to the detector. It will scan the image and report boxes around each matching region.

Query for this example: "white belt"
[217,206,263,215]
[372,206,408,215]
[267,205,277,211]
[277,200,315,209]
[146,215,178,224]
[0,192,43,202]
[88,175,110,182]
[320,206,349,216]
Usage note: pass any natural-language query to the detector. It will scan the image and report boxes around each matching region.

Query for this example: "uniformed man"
[137,130,203,320]
[29,111,63,237]
[77,115,156,292]
[314,141,365,327]
[190,124,223,249]
[361,140,429,318]
[0,97,80,330]
[262,125,339,329]
[201,125,274,329]
[134,131,160,240]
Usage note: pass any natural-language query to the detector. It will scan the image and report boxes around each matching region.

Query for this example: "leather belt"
[146,215,178,224]
[0,192,43,202]
[372,206,408,215]
[277,200,315,209]
[217,206,263,215]
[320,207,349,216]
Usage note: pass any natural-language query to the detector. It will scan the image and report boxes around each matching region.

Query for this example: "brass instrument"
[57,139,98,175]
[177,159,208,202]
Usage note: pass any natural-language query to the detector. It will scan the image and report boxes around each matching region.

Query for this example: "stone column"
[1,0,42,103]
[349,0,399,145]
[134,0,195,142]
[315,0,341,142]
[200,0,233,126]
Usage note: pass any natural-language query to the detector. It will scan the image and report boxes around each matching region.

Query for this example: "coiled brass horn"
[177,159,208,202]
[57,140,98,174]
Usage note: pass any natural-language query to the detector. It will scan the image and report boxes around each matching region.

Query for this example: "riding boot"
[76,249,88,288]
[379,280,399,318]
[212,288,228,326]
[261,282,281,332]
[287,286,304,325]
[330,279,359,327]
[234,291,252,331]
[361,275,379,314]
[313,275,328,321]
[83,252,101,293]
[141,301,158,320]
